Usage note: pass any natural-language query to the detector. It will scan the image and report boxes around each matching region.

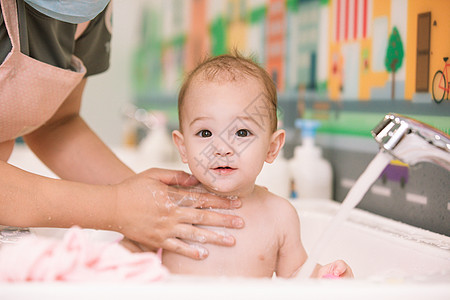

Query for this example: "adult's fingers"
[174,223,236,246]
[167,185,242,209]
[176,207,245,229]
[144,168,199,186]
[144,168,242,209]
[163,238,209,260]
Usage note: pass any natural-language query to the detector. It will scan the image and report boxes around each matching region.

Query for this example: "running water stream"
[296,150,394,278]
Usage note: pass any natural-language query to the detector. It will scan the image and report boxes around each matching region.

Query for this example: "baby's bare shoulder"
[255,186,298,218]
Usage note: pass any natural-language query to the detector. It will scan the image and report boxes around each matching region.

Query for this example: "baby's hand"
[318,260,354,279]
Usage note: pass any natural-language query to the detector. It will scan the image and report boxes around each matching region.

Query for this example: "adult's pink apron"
[0,0,87,143]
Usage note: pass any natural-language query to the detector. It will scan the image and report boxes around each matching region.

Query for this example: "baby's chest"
[163,206,285,277]
[206,222,280,271]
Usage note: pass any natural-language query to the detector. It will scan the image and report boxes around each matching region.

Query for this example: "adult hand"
[114,168,244,260]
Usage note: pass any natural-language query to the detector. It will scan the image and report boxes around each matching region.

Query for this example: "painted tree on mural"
[385,26,404,100]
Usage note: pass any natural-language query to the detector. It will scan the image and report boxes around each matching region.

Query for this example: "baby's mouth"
[211,166,237,174]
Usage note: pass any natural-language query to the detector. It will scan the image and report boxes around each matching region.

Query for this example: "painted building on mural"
[405,0,450,101]
[185,0,210,73]
[285,0,301,92]
[327,0,373,100]
[266,0,286,91]
[285,0,321,92]
[327,0,450,101]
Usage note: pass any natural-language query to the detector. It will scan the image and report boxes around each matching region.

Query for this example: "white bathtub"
[2,146,450,299]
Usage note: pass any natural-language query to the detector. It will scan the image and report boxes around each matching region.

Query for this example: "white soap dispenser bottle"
[138,111,176,166]
[289,119,332,200]
[256,149,291,199]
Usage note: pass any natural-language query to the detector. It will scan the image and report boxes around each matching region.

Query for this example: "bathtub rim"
[0,277,449,300]
[292,198,450,256]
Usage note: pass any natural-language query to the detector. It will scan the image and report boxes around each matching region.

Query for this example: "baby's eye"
[196,130,212,138]
[236,129,252,137]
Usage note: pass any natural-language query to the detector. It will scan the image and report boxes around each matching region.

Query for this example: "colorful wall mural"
[132,0,450,102]
[131,0,449,141]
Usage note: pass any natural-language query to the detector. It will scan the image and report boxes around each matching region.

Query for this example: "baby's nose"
[214,139,234,157]
[214,147,233,157]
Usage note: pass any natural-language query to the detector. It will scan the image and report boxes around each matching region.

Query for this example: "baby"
[162,54,353,278]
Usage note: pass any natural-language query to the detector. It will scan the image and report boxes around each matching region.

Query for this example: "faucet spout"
[371,113,450,171]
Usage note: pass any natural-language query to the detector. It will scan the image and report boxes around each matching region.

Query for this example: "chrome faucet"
[371,113,450,171]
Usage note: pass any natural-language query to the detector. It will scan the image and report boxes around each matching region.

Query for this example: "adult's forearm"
[0,160,117,230]
[24,115,134,185]
[23,78,134,185]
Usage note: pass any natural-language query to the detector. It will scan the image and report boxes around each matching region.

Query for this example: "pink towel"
[0,226,168,282]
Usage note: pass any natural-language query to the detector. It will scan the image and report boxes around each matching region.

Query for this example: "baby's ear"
[265,129,285,163]
[172,130,188,163]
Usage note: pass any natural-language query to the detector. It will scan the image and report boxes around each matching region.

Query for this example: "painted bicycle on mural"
[432,57,450,103]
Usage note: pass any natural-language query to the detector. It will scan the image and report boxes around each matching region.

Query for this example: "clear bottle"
[289,119,332,200]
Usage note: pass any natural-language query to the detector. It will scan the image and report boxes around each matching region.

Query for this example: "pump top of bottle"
[295,119,320,139]
[294,119,321,156]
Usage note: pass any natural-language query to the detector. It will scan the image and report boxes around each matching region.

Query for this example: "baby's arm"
[313,260,354,278]
[274,199,354,279]
[274,200,308,278]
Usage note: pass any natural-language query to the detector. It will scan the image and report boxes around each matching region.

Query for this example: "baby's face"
[175,77,276,196]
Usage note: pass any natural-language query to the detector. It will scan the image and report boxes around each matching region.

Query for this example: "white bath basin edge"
[1,278,449,300]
